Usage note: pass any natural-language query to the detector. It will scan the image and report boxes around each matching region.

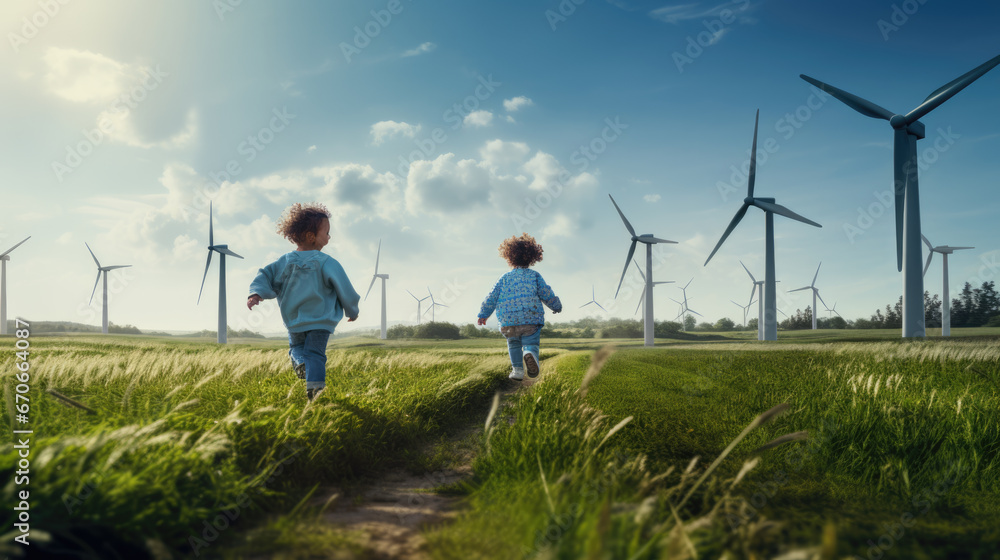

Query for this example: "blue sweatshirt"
[478,268,562,327]
[249,251,360,334]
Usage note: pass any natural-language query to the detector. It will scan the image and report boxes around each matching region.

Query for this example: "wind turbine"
[789,263,827,330]
[0,236,29,335]
[704,110,822,341]
[801,54,1000,338]
[670,279,701,331]
[424,287,448,323]
[741,261,766,341]
[197,201,244,344]
[823,301,842,320]
[85,242,131,335]
[632,260,673,317]
[364,239,389,339]
[406,289,430,324]
[580,284,607,313]
[731,297,757,328]
[609,194,678,347]
[922,234,974,337]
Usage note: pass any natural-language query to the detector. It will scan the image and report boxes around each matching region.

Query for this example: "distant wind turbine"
[922,234,974,337]
[731,297,757,328]
[609,194,678,347]
[579,284,607,313]
[632,260,673,317]
[823,301,842,320]
[789,262,827,330]
[704,110,821,340]
[364,239,389,339]
[406,289,430,324]
[670,279,701,331]
[424,287,448,322]
[801,53,1000,337]
[85,242,131,335]
[197,201,243,344]
[740,261,766,341]
[0,236,29,335]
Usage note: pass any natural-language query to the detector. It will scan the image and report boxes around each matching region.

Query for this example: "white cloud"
[402,42,436,57]
[98,107,198,149]
[42,47,131,104]
[503,96,534,112]
[313,163,402,221]
[307,145,317,153]
[479,139,530,169]
[57,232,74,245]
[523,152,563,191]
[370,120,421,146]
[505,115,516,124]
[463,110,493,128]
[542,214,575,239]
[644,194,661,203]
[405,154,493,214]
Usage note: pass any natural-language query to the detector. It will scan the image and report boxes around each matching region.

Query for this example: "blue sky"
[2,0,999,334]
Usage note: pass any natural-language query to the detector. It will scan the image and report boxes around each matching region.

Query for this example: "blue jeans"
[288,330,331,390]
[505,326,541,368]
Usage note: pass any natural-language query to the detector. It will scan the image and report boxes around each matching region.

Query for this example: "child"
[477,233,562,380]
[247,203,360,401]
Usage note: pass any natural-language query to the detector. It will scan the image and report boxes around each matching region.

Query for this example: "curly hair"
[499,233,544,268]
[276,202,331,244]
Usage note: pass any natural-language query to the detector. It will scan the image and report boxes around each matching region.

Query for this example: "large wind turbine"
[740,261,765,341]
[632,260,673,317]
[424,287,448,323]
[922,234,974,337]
[406,289,430,324]
[0,237,29,335]
[85,242,131,335]
[609,194,677,347]
[670,279,701,331]
[580,284,607,313]
[801,54,1000,338]
[789,263,827,330]
[197,201,244,344]
[704,110,822,341]
[364,239,389,339]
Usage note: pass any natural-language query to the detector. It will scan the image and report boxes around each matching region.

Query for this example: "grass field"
[2,330,999,558]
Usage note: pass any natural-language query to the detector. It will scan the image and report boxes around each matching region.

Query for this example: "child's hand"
[477,317,486,326]
[348,316,358,322]
[247,294,262,310]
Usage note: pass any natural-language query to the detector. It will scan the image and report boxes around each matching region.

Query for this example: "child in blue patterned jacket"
[477,233,562,380]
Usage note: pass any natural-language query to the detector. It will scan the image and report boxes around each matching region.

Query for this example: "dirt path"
[315,376,536,559]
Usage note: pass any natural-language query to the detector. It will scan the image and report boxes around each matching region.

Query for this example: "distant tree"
[108,323,142,335]
[683,315,696,331]
[924,291,942,328]
[714,317,735,332]
[747,318,758,331]
[599,318,643,339]
[654,321,682,337]
[580,326,595,338]
[826,316,848,330]
[987,314,1000,328]
[388,324,415,339]
[414,322,460,339]
[781,308,812,330]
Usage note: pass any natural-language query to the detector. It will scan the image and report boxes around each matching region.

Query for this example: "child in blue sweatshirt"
[248,203,360,401]
[477,233,562,380]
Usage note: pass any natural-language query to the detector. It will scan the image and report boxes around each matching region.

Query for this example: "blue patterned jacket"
[478,268,562,327]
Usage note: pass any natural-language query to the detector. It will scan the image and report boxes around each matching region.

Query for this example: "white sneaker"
[509,367,525,381]
[523,351,540,378]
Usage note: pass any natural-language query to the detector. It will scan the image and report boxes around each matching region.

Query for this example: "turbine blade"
[0,236,30,258]
[374,239,381,275]
[684,278,692,290]
[648,236,678,244]
[608,194,636,237]
[104,265,131,270]
[580,301,593,309]
[816,291,828,310]
[748,109,759,197]
[634,287,645,316]
[365,275,377,300]
[789,286,811,293]
[731,299,744,308]
[632,259,645,281]
[595,301,606,312]
[89,270,101,305]
[893,128,908,270]
[209,201,214,247]
[906,54,1000,124]
[216,247,243,259]
[812,262,821,287]
[85,242,102,269]
[407,289,419,301]
[923,250,934,277]
[704,204,749,266]
[799,75,894,121]
[740,260,756,283]
[437,302,449,308]
[921,234,933,251]
[197,251,213,304]
[687,308,702,317]
[951,246,975,251]
[615,240,637,298]
[752,200,821,228]
[669,297,683,305]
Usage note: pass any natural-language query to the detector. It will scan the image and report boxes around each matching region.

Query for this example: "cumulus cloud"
[370,120,421,145]
[405,154,493,214]
[542,214,575,238]
[479,139,530,169]
[644,194,661,203]
[313,163,403,221]
[402,42,436,57]
[99,107,198,149]
[503,96,534,112]
[463,110,493,128]
[307,145,317,153]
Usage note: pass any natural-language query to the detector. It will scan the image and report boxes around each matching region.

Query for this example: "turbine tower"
[789,262,827,330]
[424,287,448,322]
[85,242,131,334]
[801,53,1000,338]
[364,239,389,339]
[922,234,974,337]
[407,289,430,324]
[609,194,678,347]
[579,285,607,313]
[741,261,766,341]
[632,260,673,318]
[0,237,30,335]
[198,201,244,344]
[670,279,701,331]
[704,110,822,341]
